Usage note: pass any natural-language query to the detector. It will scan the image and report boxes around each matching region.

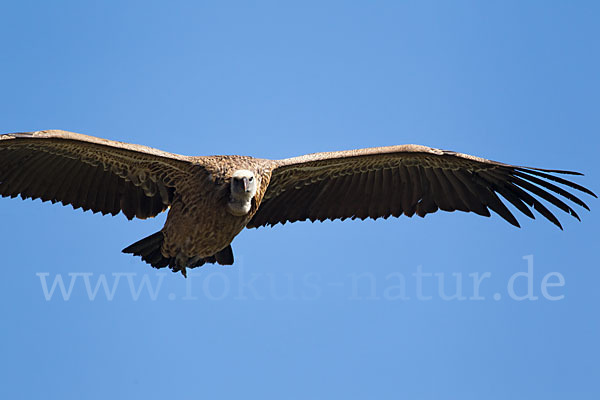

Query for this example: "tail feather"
[122,231,234,276]
[122,231,166,267]
[215,245,234,265]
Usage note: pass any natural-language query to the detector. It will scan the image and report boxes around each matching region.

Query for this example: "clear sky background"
[1,1,598,399]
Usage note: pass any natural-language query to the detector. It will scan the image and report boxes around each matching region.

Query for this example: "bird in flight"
[0,130,595,276]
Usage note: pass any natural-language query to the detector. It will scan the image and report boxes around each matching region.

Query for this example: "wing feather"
[451,169,491,217]
[0,130,201,219]
[416,165,438,217]
[476,170,535,220]
[396,165,412,215]
[389,166,403,217]
[512,170,589,211]
[438,169,471,212]
[248,145,595,228]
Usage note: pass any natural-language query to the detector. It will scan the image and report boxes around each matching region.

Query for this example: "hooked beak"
[242,177,249,192]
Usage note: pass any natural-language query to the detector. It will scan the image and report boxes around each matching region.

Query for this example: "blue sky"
[1,1,598,399]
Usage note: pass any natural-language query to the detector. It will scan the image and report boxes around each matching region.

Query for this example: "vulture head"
[228,169,257,216]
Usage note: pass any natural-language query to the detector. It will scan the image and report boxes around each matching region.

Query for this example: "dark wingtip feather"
[550,216,564,230]
[517,167,597,198]
[570,209,581,221]
[528,167,584,176]
[509,218,521,229]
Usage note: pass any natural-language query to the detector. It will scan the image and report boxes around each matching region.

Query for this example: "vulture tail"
[122,231,169,269]
[122,231,234,277]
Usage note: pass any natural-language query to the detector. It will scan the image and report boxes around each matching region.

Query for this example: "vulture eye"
[249,177,254,182]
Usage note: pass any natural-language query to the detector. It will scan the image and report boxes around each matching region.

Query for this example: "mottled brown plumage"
[0,130,596,276]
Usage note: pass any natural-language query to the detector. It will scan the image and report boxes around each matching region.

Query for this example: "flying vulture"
[0,130,595,276]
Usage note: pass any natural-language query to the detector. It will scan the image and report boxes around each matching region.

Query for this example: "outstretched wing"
[0,130,202,219]
[248,145,596,229]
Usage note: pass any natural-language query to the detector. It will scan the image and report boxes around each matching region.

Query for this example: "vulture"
[0,130,595,276]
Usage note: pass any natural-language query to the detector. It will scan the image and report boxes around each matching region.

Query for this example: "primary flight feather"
[0,130,595,276]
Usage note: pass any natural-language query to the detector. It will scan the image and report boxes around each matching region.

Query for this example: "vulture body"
[0,130,595,277]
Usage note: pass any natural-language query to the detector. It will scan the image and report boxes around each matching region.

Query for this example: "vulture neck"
[228,194,253,216]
